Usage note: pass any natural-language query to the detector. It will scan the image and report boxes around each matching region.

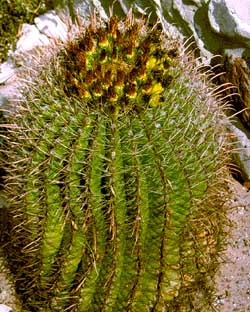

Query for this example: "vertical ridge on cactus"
[1,12,231,311]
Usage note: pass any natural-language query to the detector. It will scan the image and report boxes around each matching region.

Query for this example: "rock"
[173,0,196,28]
[0,60,16,84]
[0,84,18,107]
[0,304,12,312]
[211,55,250,127]
[189,0,208,6]
[98,0,155,18]
[224,48,246,58]
[15,24,50,54]
[208,0,250,42]
[0,94,9,108]
[34,10,68,42]
[230,119,250,181]
[73,0,93,19]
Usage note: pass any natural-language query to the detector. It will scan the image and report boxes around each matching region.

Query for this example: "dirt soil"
[214,181,250,312]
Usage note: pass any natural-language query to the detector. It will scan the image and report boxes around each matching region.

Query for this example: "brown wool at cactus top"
[59,15,175,113]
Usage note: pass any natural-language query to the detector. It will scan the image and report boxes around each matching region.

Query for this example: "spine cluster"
[1,13,230,312]
[60,16,174,112]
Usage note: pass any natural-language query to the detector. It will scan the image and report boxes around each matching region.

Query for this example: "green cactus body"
[1,13,230,311]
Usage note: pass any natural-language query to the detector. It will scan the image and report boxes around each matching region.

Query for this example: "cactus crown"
[59,15,175,113]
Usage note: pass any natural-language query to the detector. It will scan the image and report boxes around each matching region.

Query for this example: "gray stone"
[208,0,250,41]
[224,48,246,58]
[0,83,19,106]
[73,0,108,21]
[34,10,68,41]
[189,0,208,6]
[160,0,214,60]
[92,0,108,19]
[15,24,50,54]
[0,304,12,312]
[73,0,93,19]
[172,0,198,34]
[230,119,250,181]
[0,60,16,84]
[0,94,9,108]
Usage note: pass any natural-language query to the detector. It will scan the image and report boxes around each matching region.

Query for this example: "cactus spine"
[1,13,230,311]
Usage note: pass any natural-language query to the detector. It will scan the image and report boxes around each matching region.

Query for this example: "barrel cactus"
[1,12,231,312]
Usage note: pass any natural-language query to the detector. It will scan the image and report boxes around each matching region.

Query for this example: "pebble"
[15,23,50,54]
[34,11,68,41]
[0,305,12,312]
[208,0,250,41]
[229,118,250,183]
[0,61,15,84]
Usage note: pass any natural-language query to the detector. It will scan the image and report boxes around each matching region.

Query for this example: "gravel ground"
[214,181,250,312]
[0,257,21,312]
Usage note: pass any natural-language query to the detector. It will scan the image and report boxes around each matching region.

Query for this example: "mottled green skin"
[2,15,229,312]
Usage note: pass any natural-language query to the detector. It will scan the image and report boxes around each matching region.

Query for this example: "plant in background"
[0,0,49,62]
[1,12,231,312]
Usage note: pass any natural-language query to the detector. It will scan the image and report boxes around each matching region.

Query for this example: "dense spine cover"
[1,13,230,311]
